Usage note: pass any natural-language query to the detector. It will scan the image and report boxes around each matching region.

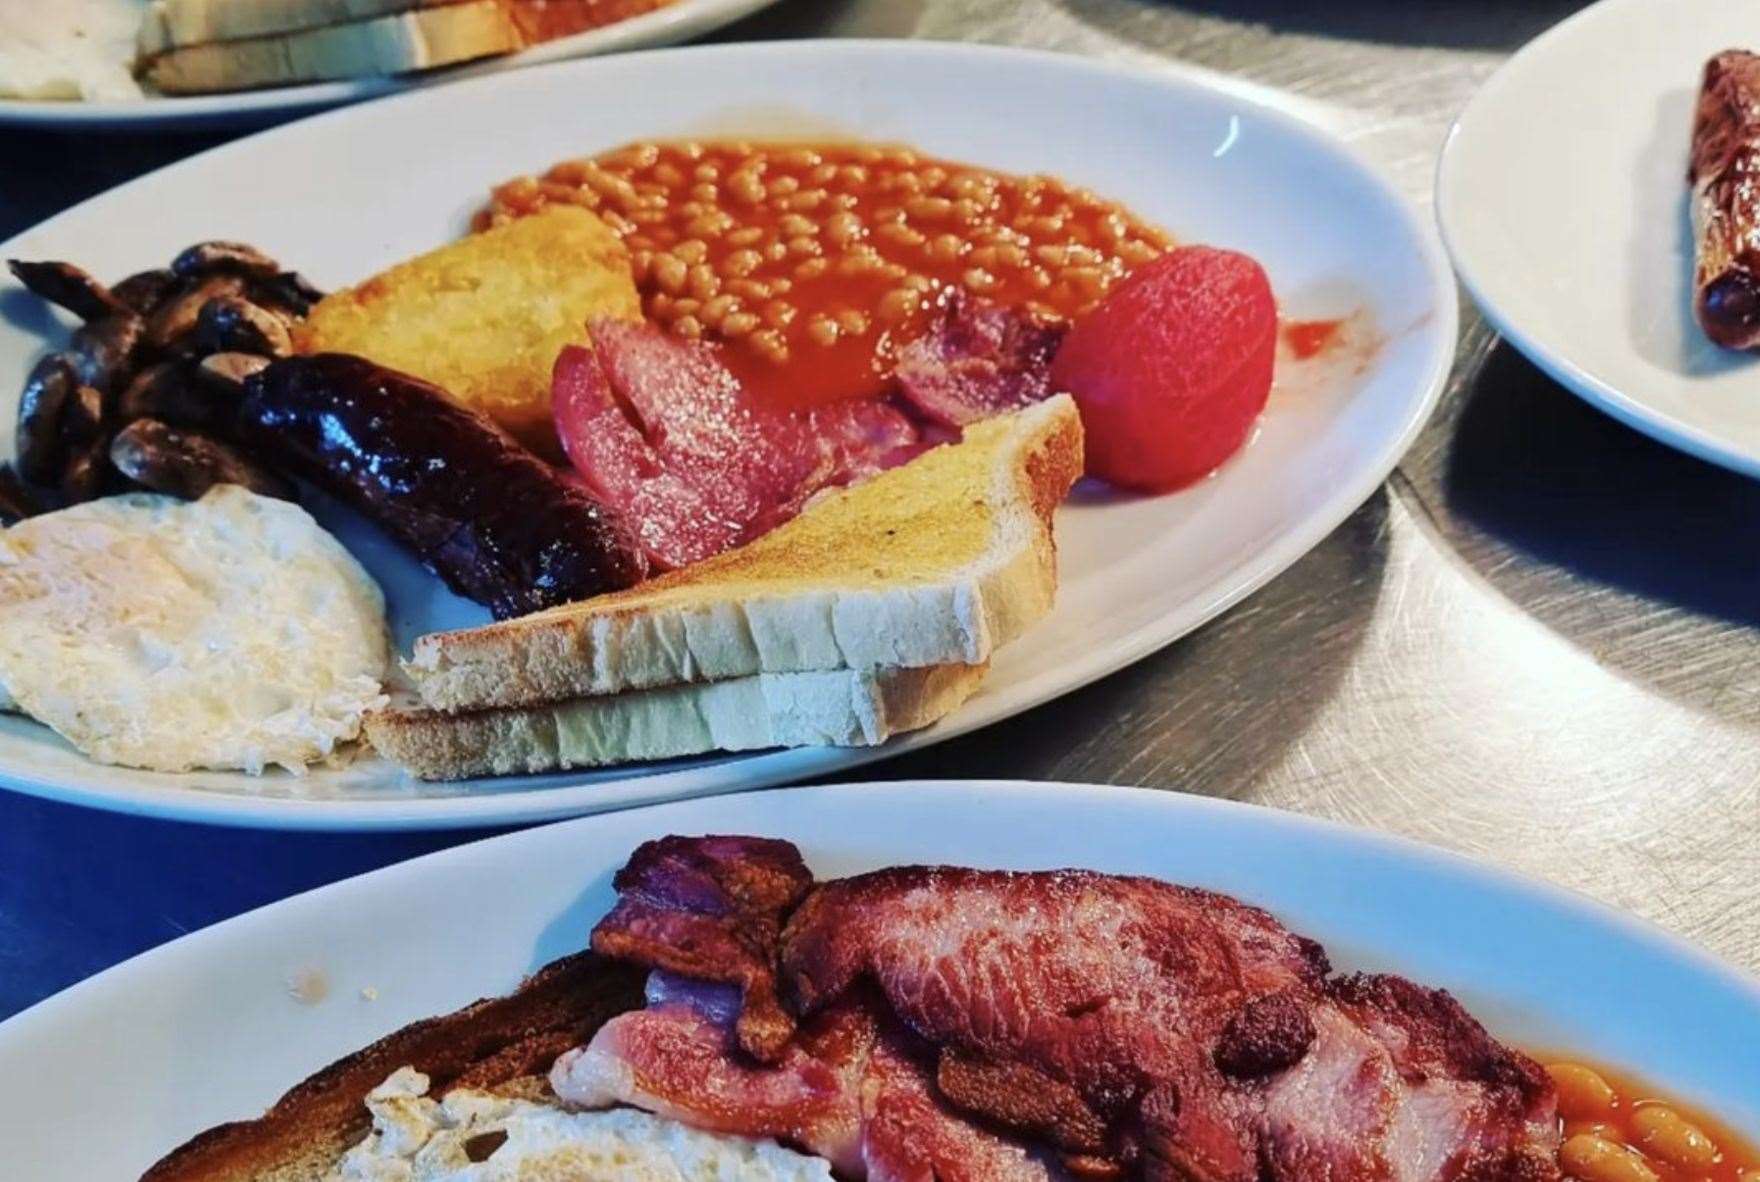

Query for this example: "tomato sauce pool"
[482,141,1171,412]
[1544,1059,1760,1182]
[1282,317,1345,360]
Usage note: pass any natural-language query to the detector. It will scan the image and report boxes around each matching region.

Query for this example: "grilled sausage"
[239,354,648,618]
[1690,50,1760,349]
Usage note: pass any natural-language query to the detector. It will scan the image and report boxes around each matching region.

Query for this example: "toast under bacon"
[400,394,1085,715]
[139,953,644,1182]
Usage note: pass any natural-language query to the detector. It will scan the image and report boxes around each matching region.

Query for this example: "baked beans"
[1546,1061,1757,1182]
[480,140,1170,409]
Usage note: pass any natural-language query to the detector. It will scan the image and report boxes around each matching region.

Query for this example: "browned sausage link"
[6,259,129,323]
[61,384,104,444]
[240,354,649,618]
[110,418,294,502]
[1690,50,1760,349]
[16,354,76,486]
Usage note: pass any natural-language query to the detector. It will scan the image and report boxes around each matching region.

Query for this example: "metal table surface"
[4,0,1757,1023]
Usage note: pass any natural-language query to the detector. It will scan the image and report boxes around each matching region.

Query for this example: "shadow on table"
[1433,342,1760,719]
[875,489,1391,799]
[1095,0,1592,50]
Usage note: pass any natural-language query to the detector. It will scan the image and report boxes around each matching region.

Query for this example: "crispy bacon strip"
[590,835,813,1062]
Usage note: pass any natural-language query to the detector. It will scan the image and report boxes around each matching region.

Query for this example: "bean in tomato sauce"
[1545,1060,1759,1182]
[480,140,1170,411]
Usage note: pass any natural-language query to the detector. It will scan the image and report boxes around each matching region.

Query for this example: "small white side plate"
[0,781,1753,1179]
[0,40,1455,828]
[1439,0,1760,479]
[0,0,781,131]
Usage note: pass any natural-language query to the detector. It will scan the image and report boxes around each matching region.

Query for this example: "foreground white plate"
[1438,0,1760,479]
[0,0,779,130]
[0,40,1455,829]
[0,781,1754,1178]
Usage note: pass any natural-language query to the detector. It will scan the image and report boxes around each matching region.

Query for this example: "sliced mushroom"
[60,437,111,505]
[146,275,244,352]
[67,312,144,394]
[194,295,292,358]
[171,241,280,281]
[109,418,294,501]
[110,268,180,315]
[117,361,224,429]
[61,383,105,444]
[6,259,128,322]
[16,354,76,486]
[196,351,271,399]
[248,270,325,318]
[0,465,44,525]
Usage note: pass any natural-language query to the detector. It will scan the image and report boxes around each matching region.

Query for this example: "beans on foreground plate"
[482,140,1171,409]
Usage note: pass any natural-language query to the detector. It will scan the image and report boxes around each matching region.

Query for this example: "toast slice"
[295,205,640,455]
[136,0,475,58]
[366,661,987,780]
[405,394,1084,713]
[140,952,644,1182]
[140,1,522,94]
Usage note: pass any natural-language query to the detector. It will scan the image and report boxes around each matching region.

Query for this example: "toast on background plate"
[401,395,1085,714]
[137,0,523,94]
[366,662,987,780]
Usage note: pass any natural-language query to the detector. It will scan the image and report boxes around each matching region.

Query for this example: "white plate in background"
[0,40,1455,828]
[1438,0,1760,479]
[0,0,781,131]
[0,781,1753,1178]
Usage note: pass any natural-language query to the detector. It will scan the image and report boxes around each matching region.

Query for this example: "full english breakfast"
[138,835,1760,1182]
[0,137,1326,786]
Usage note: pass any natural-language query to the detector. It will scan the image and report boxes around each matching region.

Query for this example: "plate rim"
[0,38,1458,830]
[1434,0,1760,481]
[0,0,781,131]
[3,778,1756,1074]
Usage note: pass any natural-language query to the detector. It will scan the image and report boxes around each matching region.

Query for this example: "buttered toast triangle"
[405,394,1084,713]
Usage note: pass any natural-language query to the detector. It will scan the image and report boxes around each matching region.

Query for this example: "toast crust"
[366,661,989,780]
[140,953,643,1182]
[406,396,1083,713]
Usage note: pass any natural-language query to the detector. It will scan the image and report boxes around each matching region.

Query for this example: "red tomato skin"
[1050,246,1277,491]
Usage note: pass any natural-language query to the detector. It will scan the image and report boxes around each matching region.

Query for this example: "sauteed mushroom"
[0,465,43,524]
[194,295,292,358]
[110,419,293,502]
[67,312,144,393]
[110,268,180,315]
[146,275,244,352]
[6,260,128,323]
[60,437,111,504]
[196,351,271,397]
[171,240,281,281]
[61,384,105,444]
[16,355,76,486]
[8,239,309,506]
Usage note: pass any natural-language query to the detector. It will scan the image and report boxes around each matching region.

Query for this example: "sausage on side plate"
[239,354,648,619]
[1690,49,1760,349]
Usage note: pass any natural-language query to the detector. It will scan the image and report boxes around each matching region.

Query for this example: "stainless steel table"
[3,0,1754,1020]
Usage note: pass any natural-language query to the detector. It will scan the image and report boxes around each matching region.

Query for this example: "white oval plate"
[0,0,780,131]
[1438,0,1760,479]
[0,40,1455,829]
[0,780,1754,1178]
